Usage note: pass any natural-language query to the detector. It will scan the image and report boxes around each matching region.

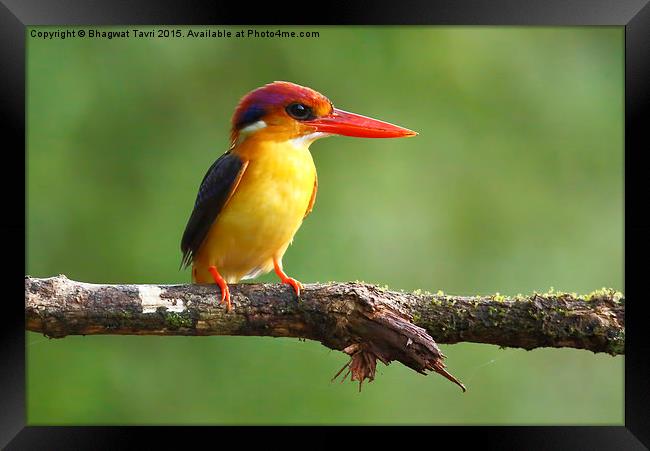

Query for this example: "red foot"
[208,266,232,312]
[273,258,303,299]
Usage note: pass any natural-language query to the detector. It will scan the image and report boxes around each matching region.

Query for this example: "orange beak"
[306,108,417,138]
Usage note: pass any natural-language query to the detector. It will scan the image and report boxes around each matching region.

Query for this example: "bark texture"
[25,275,625,390]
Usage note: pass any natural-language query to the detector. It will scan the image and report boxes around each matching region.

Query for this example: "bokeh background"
[27,26,623,424]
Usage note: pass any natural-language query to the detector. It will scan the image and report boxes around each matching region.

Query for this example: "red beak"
[306,108,417,138]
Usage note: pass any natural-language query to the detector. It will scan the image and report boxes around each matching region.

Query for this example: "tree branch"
[25,275,625,391]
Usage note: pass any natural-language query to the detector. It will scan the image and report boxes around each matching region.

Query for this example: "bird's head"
[230,81,417,147]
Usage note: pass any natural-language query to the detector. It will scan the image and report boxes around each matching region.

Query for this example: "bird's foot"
[281,276,303,298]
[208,265,232,312]
[219,284,232,312]
[273,258,303,299]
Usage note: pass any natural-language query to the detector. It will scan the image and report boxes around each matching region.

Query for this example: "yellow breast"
[193,136,316,283]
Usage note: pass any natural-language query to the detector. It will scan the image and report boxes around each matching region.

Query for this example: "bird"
[180,81,417,311]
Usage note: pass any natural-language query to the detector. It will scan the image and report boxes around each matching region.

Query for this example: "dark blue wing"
[180,151,245,269]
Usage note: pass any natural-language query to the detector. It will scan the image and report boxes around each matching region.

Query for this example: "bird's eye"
[286,103,314,121]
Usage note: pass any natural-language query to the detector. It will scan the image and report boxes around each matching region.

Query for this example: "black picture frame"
[3,0,648,448]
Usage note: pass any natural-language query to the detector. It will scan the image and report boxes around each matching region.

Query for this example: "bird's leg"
[273,257,303,299]
[207,265,232,312]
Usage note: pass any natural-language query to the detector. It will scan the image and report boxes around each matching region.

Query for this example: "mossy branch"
[25,275,624,391]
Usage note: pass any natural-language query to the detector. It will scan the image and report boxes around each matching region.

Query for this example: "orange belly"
[192,138,316,283]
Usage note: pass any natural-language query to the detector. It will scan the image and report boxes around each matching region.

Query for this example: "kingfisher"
[180,81,416,311]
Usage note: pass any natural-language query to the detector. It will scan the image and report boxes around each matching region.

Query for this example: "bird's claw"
[208,265,232,312]
[273,258,303,301]
[281,277,303,299]
[218,283,232,312]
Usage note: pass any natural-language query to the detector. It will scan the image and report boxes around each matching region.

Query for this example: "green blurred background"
[26,26,623,425]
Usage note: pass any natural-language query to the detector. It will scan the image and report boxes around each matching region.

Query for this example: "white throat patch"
[288,132,331,149]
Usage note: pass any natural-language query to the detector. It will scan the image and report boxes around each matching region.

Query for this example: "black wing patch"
[180,152,245,269]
